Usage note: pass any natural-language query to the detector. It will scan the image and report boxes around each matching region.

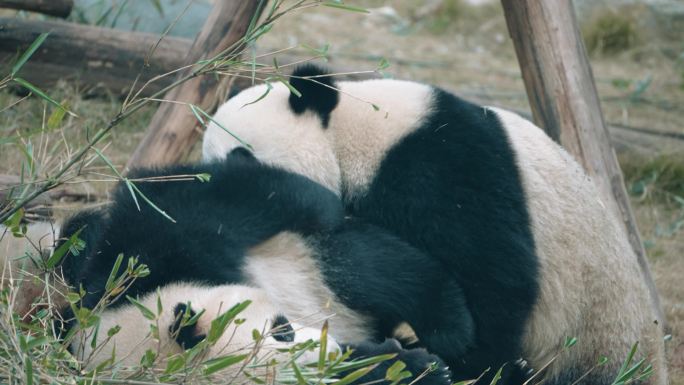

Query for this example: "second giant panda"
[72,282,451,385]
[59,151,459,384]
[201,65,668,384]
[1,222,68,318]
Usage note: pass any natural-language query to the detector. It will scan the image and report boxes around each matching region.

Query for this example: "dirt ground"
[0,0,682,383]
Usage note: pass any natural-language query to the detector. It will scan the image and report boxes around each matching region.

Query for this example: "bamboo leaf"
[322,2,370,13]
[46,227,83,269]
[126,295,156,321]
[13,78,76,117]
[12,33,49,77]
[202,354,249,375]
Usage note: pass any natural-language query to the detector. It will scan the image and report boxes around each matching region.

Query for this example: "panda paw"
[345,339,452,385]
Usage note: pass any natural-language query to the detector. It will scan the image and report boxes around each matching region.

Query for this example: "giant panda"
[201,64,668,385]
[71,282,451,385]
[58,151,460,384]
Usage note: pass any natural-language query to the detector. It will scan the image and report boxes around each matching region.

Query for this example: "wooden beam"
[501,0,666,326]
[126,1,265,169]
[0,0,73,18]
[0,18,192,97]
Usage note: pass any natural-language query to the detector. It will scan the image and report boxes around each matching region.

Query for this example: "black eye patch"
[271,315,295,342]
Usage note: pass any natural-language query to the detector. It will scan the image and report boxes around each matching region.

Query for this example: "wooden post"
[0,18,192,97]
[501,0,666,326]
[126,1,264,169]
[0,0,73,18]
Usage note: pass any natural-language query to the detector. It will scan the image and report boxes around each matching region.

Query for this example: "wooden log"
[126,1,265,169]
[0,0,73,18]
[501,0,666,326]
[0,175,99,222]
[0,18,192,97]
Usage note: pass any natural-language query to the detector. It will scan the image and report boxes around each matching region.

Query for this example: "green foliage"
[583,10,640,55]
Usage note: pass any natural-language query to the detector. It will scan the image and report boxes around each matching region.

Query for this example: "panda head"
[202,65,342,195]
[204,64,435,199]
[70,283,339,371]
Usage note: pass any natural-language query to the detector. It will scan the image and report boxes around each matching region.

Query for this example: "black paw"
[345,339,452,385]
[170,303,206,349]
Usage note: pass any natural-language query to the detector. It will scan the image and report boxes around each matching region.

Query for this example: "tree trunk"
[126,1,265,169]
[0,18,192,97]
[501,0,666,326]
[0,0,73,18]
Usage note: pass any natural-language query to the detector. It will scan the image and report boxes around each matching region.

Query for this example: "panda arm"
[318,220,475,359]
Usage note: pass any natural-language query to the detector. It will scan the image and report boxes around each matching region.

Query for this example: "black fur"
[170,303,205,349]
[288,64,339,127]
[338,87,539,383]
[343,339,452,385]
[61,152,344,310]
[271,315,295,342]
[60,154,474,368]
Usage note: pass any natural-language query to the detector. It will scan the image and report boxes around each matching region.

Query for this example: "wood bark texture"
[0,18,192,97]
[126,1,264,169]
[501,0,665,326]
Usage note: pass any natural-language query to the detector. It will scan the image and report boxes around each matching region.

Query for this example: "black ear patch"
[229,146,256,161]
[288,64,339,127]
[170,303,206,349]
[271,314,295,342]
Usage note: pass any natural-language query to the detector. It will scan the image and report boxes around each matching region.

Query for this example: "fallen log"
[0,0,73,18]
[0,17,191,96]
[0,175,100,222]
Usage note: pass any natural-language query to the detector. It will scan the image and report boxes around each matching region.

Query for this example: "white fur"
[1,222,66,317]
[204,84,342,194]
[489,107,667,385]
[203,81,667,383]
[203,79,432,197]
[243,232,373,343]
[72,283,339,373]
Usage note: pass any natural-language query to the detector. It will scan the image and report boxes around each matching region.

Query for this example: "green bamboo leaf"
[46,227,83,269]
[195,173,211,182]
[47,103,67,130]
[385,360,407,381]
[318,320,329,372]
[291,362,309,385]
[129,182,176,223]
[104,254,125,292]
[322,2,369,13]
[13,78,76,117]
[126,295,156,320]
[240,82,273,110]
[489,365,504,385]
[190,104,253,150]
[333,366,375,385]
[12,33,49,77]
[164,355,186,374]
[281,76,302,98]
[202,354,249,375]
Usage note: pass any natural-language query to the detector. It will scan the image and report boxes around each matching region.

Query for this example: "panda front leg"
[342,339,452,385]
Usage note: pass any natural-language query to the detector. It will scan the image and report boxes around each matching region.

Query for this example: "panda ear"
[170,303,206,349]
[288,64,339,127]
